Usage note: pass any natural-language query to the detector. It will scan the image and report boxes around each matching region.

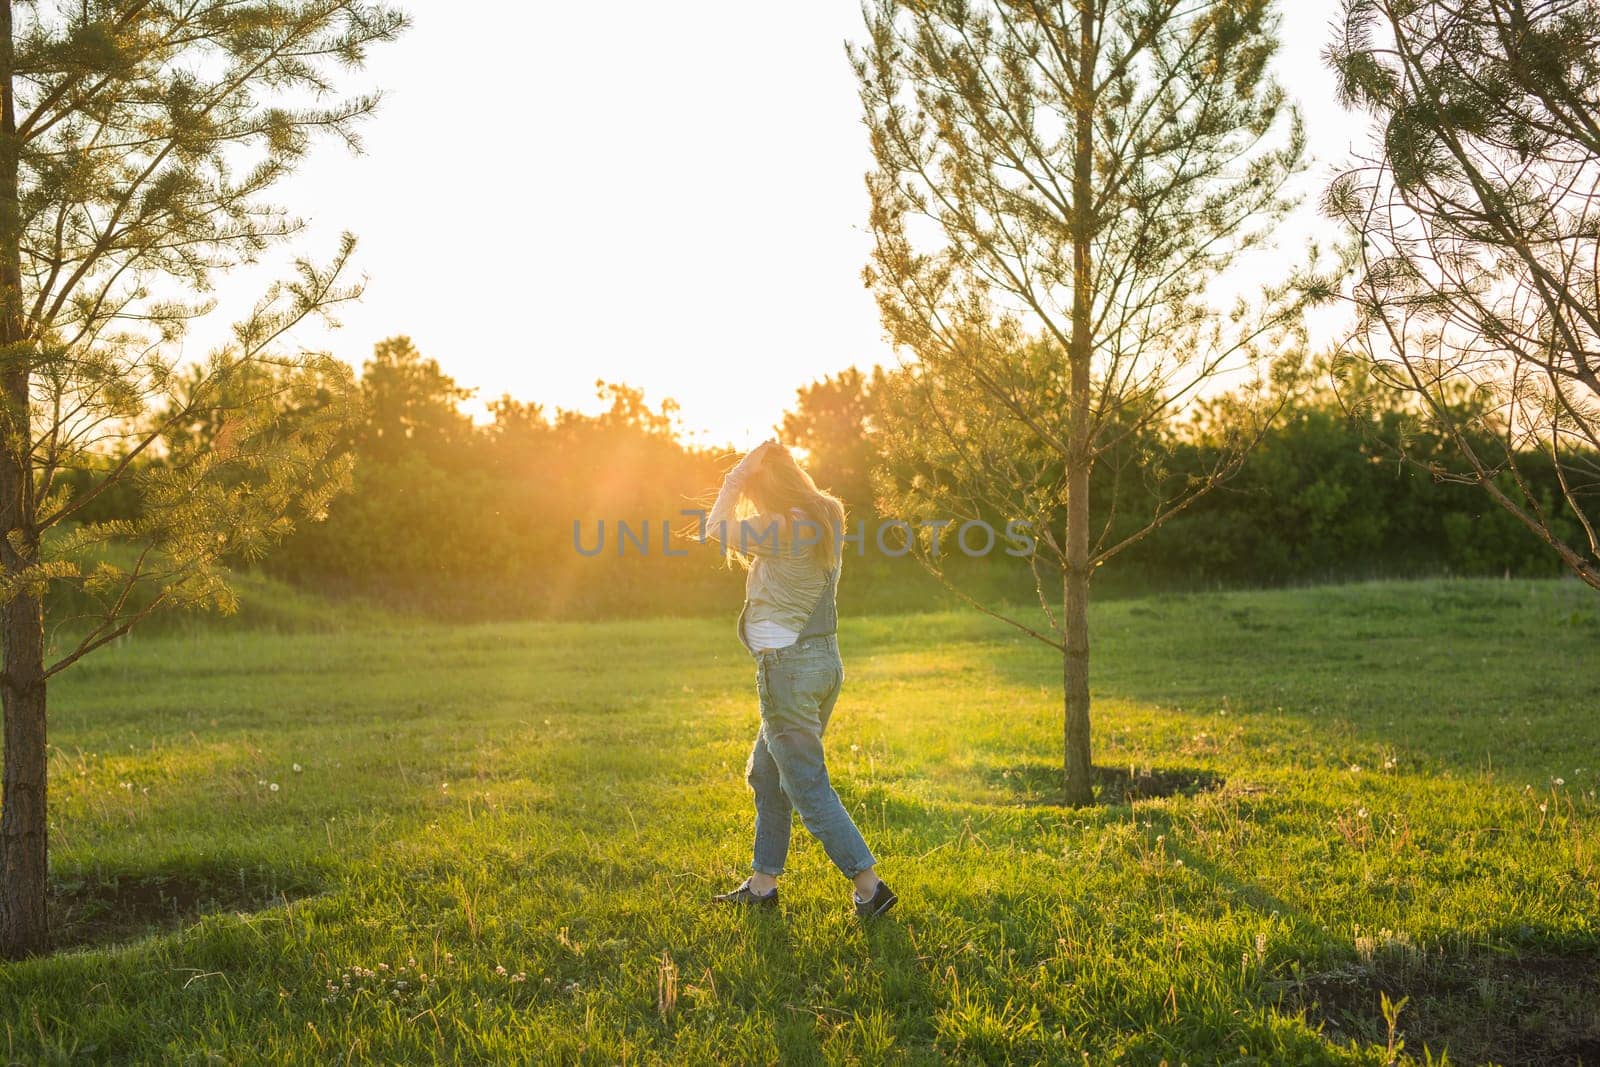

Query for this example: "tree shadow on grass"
[985,760,1225,806]
[1150,823,1600,1066]
[1282,933,1600,1066]
[49,857,325,952]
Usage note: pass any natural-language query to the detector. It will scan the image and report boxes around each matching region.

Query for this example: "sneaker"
[710,877,778,908]
[853,879,898,918]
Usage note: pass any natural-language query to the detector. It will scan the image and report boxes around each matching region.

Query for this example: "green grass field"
[1,578,1597,1064]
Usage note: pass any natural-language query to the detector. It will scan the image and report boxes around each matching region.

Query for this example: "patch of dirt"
[1285,944,1600,1066]
[49,862,324,950]
[988,762,1225,805]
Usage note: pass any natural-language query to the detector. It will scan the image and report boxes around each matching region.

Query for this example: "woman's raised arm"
[704,440,777,552]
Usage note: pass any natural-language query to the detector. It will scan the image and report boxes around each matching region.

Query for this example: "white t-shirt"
[743,618,799,652]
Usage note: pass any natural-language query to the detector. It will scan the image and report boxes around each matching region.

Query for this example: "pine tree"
[0,0,404,958]
[854,0,1333,804]
[1326,0,1600,590]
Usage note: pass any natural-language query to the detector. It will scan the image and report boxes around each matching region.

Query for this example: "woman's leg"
[745,722,792,890]
[761,649,878,882]
[812,665,886,902]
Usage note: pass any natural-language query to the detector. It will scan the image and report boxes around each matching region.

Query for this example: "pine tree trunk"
[0,0,48,960]
[1061,0,1097,808]
[0,594,46,959]
[1062,552,1093,806]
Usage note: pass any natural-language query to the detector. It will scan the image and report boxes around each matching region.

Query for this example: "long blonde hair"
[730,447,846,571]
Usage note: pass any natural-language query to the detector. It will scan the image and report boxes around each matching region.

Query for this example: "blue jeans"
[746,634,877,879]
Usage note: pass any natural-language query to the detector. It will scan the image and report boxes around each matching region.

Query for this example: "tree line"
[84,336,1577,621]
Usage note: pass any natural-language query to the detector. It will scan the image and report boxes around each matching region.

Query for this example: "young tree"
[1325,0,1600,590]
[0,0,404,958]
[854,0,1331,803]
[357,335,476,466]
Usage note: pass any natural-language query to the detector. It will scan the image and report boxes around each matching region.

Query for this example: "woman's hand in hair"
[725,439,776,485]
[737,438,781,473]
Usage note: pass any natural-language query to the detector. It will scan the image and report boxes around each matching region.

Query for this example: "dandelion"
[1357,807,1368,818]
[1539,802,1548,813]
[1173,859,1184,867]
[293,763,303,773]
[1349,764,1362,773]
[269,782,279,792]
[1553,777,1565,787]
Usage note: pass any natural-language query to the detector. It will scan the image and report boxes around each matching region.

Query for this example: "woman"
[704,439,896,918]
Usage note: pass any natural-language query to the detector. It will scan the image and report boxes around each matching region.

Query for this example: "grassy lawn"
[1,578,1597,1064]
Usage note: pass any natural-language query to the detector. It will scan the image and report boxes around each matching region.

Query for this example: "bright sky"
[196,1,1370,450]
